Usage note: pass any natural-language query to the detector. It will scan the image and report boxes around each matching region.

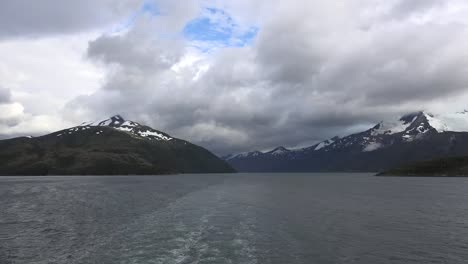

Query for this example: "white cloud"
[0,0,141,38]
[3,0,468,154]
[0,103,23,124]
[0,33,104,136]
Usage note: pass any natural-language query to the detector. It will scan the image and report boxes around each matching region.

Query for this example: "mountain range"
[0,115,234,175]
[225,111,468,172]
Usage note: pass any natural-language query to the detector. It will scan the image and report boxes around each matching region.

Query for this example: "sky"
[1,0,468,155]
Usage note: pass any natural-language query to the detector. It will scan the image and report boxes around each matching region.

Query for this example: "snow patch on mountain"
[235,151,262,159]
[315,138,337,150]
[267,147,291,156]
[428,112,468,132]
[122,121,138,127]
[75,115,173,141]
[424,113,448,132]
[371,117,416,136]
[138,130,172,141]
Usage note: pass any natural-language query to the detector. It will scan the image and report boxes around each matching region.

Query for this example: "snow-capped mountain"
[0,115,234,175]
[321,111,468,153]
[226,111,468,172]
[320,111,440,153]
[76,115,173,141]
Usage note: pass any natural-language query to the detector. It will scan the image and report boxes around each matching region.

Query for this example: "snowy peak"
[267,146,291,156]
[228,150,263,160]
[99,115,125,127]
[401,111,468,133]
[314,137,339,151]
[227,110,468,160]
[370,112,423,136]
[367,111,449,138]
[423,113,449,132]
[78,115,173,141]
[83,115,130,127]
[400,112,423,124]
[297,111,462,154]
[402,112,439,136]
[226,147,293,161]
[336,111,458,152]
[226,109,468,172]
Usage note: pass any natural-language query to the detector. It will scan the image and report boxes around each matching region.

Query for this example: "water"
[1,173,468,264]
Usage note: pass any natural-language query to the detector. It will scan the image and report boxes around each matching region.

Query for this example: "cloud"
[63,0,468,155]
[0,108,72,138]
[3,0,468,155]
[0,87,12,104]
[0,33,105,115]
[87,30,184,72]
[0,0,141,39]
[0,102,24,126]
[389,0,445,20]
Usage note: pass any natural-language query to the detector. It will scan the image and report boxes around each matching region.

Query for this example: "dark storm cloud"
[87,33,184,73]
[389,0,445,19]
[0,0,140,38]
[0,87,12,104]
[63,0,468,154]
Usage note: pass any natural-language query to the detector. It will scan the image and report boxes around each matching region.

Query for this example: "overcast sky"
[1,0,468,154]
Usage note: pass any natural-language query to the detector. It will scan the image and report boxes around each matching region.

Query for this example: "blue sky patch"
[110,5,258,49]
[141,1,159,16]
[183,8,258,51]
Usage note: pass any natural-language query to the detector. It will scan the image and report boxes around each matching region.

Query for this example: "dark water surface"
[1,173,468,264]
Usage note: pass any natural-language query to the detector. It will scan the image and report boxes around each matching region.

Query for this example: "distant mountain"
[226,111,468,172]
[0,115,235,175]
[377,156,468,177]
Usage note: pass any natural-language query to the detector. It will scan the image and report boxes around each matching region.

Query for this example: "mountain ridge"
[225,111,468,172]
[0,115,235,175]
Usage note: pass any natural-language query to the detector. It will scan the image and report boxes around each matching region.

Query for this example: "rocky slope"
[226,111,468,172]
[0,115,235,175]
